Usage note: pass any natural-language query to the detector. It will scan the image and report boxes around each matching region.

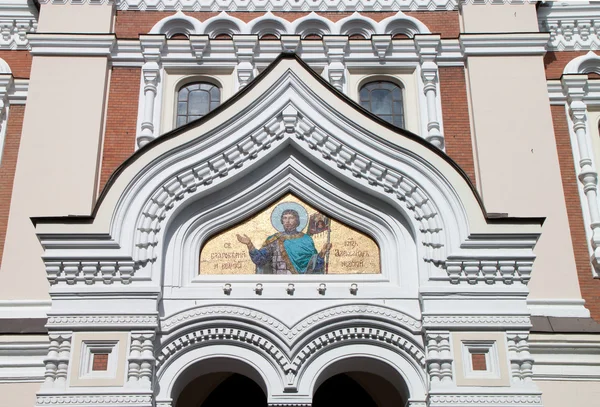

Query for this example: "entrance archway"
[176,372,267,407]
[313,371,405,407]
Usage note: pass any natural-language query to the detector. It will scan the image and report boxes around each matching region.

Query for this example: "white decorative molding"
[45,260,137,286]
[539,2,600,52]
[36,394,153,406]
[149,11,430,39]
[132,104,444,268]
[41,332,72,390]
[444,258,534,285]
[561,74,600,277]
[157,323,425,387]
[428,394,542,406]
[161,304,421,338]
[415,34,443,149]
[423,315,531,329]
[460,33,550,56]
[46,314,159,329]
[0,299,50,319]
[137,35,165,149]
[0,0,37,50]
[0,339,48,383]
[234,35,257,89]
[127,331,156,389]
[27,34,116,56]
[530,333,600,381]
[527,299,591,318]
[565,51,600,76]
[323,35,347,92]
[506,331,534,384]
[425,331,453,386]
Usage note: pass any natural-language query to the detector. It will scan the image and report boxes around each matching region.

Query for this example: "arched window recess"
[359,80,405,129]
[176,81,221,128]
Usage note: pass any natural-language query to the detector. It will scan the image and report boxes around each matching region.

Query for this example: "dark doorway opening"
[313,373,378,407]
[199,373,267,407]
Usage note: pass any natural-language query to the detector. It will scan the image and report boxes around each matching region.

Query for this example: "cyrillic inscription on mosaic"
[199,194,380,275]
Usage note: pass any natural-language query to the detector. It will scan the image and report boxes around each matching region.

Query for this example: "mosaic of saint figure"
[236,202,332,274]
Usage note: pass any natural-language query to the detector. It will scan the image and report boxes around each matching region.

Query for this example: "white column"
[415,35,444,150]
[137,35,165,149]
[234,35,258,90]
[324,36,348,92]
[562,75,600,273]
[128,331,156,389]
[0,72,13,165]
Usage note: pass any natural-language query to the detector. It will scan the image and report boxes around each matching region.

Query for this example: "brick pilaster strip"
[438,66,477,187]
[99,67,141,193]
[0,105,25,268]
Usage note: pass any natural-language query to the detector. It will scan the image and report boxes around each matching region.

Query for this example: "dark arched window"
[176,82,220,127]
[359,81,404,128]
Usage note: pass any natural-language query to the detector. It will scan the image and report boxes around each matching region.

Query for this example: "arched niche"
[161,150,418,297]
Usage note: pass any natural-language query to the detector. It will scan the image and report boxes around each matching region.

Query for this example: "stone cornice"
[46,314,159,329]
[422,315,531,329]
[28,33,116,56]
[459,33,550,56]
[538,2,600,52]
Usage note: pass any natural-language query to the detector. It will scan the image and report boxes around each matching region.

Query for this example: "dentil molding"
[46,314,159,329]
[428,394,542,406]
[422,315,531,329]
[36,395,153,405]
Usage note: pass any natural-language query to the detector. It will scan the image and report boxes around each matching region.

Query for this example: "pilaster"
[137,35,165,149]
[415,35,443,150]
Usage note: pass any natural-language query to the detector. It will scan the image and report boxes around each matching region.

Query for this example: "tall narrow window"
[359,81,404,129]
[177,82,221,127]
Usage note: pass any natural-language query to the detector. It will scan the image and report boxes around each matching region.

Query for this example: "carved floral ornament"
[36,55,540,288]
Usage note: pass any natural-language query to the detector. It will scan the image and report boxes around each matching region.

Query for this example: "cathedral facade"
[0,1,599,406]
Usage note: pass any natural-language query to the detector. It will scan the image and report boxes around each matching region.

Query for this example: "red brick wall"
[0,51,31,79]
[544,51,588,80]
[552,104,600,321]
[439,66,477,187]
[99,67,141,193]
[0,105,25,268]
[115,11,459,39]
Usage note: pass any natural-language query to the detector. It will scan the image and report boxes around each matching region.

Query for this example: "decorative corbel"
[323,36,348,92]
[371,35,391,60]
[137,35,166,149]
[190,34,209,60]
[281,35,301,54]
[562,75,600,275]
[415,35,444,150]
[234,35,258,90]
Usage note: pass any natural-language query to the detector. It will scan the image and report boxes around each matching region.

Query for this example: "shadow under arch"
[298,344,427,405]
[156,346,280,407]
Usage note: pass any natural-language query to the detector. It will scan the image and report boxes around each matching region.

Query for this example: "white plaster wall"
[465,56,582,300]
[37,4,114,33]
[0,56,109,299]
[537,380,600,407]
[461,4,538,33]
[0,382,41,406]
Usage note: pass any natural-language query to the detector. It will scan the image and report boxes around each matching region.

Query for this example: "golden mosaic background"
[199,194,381,275]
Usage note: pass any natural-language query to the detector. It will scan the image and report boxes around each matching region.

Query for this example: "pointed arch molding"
[155,303,426,393]
[35,55,541,288]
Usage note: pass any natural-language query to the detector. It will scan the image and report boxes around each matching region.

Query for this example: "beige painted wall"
[0,382,41,407]
[461,4,538,33]
[537,380,600,407]
[37,4,114,33]
[0,56,109,299]
[465,56,582,300]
